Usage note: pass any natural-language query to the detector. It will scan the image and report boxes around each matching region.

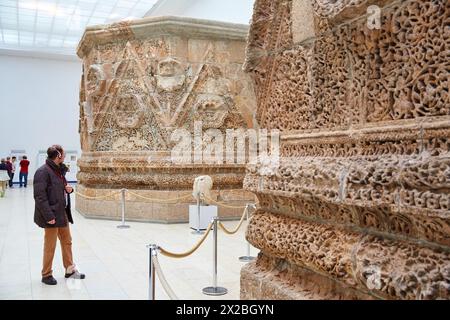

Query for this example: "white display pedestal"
[189,205,217,230]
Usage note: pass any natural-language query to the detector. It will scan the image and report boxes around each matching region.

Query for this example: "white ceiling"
[145,0,253,25]
[0,0,158,56]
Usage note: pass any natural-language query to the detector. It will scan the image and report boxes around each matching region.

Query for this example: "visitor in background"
[33,145,85,286]
[0,159,8,172]
[0,159,8,197]
[10,156,17,187]
[19,156,30,188]
[5,157,12,188]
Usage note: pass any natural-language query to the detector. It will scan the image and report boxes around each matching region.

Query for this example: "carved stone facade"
[76,17,256,222]
[242,0,449,299]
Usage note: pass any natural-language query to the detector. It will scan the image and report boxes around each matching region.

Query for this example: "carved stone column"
[241,0,449,299]
[76,17,256,223]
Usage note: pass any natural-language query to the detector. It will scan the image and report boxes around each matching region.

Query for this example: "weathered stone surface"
[242,0,450,300]
[76,17,257,222]
[241,252,376,300]
[292,0,316,43]
[246,211,449,299]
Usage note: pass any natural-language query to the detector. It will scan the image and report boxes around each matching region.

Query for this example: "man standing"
[5,157,12,188]
[19,155,30,188]
[0,159,8,197]
[10,156,17,187]
[33,145,85,285]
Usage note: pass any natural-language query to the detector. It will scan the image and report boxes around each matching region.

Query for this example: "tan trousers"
[42,226,74,277]
[0,181,6,197]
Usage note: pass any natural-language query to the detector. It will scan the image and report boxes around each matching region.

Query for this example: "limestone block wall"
[241,0,449,299]
[76,17,256,222]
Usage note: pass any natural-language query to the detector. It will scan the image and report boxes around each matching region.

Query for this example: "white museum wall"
[0,53,82,182]
[146,0,254,25]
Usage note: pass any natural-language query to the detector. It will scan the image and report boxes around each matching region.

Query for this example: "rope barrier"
[75,190,121,200]
[203,195,248,209]
[152,254,179,300]
[158,222,214,258]
[217,205,248,235]
[76,188,250,208]
[75,189,192,202]
[126,190,193,203]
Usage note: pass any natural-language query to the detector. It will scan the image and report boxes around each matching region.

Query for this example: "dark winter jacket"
[33,159,74,228]
[5,161,12,174]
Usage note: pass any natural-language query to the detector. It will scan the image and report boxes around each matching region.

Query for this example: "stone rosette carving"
[76,16,257,222]
[242,0,449,300]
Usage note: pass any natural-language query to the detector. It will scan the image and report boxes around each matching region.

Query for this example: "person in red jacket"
[19,155,30,188]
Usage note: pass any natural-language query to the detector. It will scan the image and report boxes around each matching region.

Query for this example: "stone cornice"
[281,116,450,143]
[77,16,250,58]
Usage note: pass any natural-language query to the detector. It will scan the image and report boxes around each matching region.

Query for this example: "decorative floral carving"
[246,211,450,300]
[243,0,449,300]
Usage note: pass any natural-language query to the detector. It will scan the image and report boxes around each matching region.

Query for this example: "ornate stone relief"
[242,0,449,300]
[76,17,257,222]
[79,36,252,154]
[246,0,449,132]
[246,211,450,299]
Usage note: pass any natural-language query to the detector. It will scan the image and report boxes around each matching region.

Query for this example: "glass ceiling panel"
[0,6,17,15]
[35,32,49,45]
[95,4,115,12]
[117,1,136,9]
[0,0,158,55]
[1,18,18,29]
[110,7,131,16]
[48,38,63,47]
[77,2,96,11]
[86,16,104,26]
[18,8,36,17]
[3,29,18,44]
[2,0,17,7]
[35,22,53,33]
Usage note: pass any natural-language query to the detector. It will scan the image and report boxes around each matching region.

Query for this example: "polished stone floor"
[0,186,257,300]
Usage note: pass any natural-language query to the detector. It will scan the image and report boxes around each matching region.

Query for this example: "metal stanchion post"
[239,204,256,262]
[147,244,157,300]
[117,188,130,229]
[203,217,227,296]
[192,196,205,235]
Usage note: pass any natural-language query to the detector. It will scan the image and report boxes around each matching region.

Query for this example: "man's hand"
[65,185,73,193]
[47,219,56,225]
